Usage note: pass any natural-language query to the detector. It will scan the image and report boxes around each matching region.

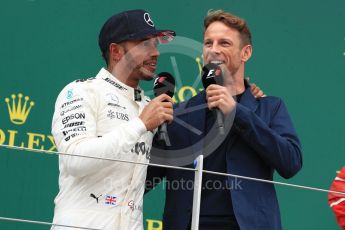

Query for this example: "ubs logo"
[107,110,129,121]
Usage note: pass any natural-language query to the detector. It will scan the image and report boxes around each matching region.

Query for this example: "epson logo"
[62,112,86,125]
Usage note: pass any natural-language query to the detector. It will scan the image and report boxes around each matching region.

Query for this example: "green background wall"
[0,0,344,229]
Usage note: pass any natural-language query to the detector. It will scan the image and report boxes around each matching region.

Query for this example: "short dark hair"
[204,10,252,47]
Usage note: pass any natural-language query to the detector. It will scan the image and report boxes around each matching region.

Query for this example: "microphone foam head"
[153,72,175,97]
[201,63,224,89]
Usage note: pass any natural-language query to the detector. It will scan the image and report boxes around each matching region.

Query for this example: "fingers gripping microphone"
[201,63,225,135]
[153,72,175,146]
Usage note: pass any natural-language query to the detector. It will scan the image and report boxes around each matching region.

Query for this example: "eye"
[142,39,159,49]
[220,41,231,47]
[153,39,159,47]
[204,40,212,47]
[142,40,150,47]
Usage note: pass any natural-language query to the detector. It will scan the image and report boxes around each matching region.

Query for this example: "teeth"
[210,60,224,65]
[145,62,156,66]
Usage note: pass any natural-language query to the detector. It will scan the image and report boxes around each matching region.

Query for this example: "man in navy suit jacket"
[146,10,302,230]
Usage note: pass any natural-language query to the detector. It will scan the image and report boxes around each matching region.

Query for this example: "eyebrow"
[203,38,233,43]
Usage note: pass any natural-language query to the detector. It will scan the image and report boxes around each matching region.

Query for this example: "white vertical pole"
[191,155,204,230]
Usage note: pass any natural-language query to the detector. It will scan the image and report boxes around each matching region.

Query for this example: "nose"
[210,43,220,54]
[146,38,160,57]
[206,44,220,61]
[151,45,160,57]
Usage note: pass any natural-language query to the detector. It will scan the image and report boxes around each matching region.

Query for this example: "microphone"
[153,72,175,146]
[153,72,175,98]
[201,63,225,135]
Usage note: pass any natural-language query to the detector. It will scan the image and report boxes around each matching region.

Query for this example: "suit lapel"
[239,81,259,113]
[226,81,259,158]
[184,82,259,159]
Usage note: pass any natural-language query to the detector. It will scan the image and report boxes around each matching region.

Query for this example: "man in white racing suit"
[51,9,175,230]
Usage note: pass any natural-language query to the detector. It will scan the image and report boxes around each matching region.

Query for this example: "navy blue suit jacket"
[146,84,303,230]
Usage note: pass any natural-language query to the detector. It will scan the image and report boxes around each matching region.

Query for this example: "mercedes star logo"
[144,13,154,27]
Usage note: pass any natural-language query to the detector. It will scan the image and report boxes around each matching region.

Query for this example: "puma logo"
[90,193,102,203]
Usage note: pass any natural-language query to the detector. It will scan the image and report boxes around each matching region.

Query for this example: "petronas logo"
[5,93,35,125]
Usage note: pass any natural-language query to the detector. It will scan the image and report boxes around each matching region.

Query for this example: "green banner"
[1,0,344,229]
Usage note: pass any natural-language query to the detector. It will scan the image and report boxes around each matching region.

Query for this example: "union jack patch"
[105,195,117,206]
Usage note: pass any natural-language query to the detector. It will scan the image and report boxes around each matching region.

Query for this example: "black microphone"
[153,72,175,146]
[201,63,225,135]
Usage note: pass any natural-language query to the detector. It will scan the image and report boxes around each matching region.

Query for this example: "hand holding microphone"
[139,94,173,131]
[152,72,175,146]
[202,63,236,135]
[139,72,175,145]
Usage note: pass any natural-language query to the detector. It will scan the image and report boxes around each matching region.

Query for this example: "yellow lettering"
[27,132,45,150]
[178,86,197,102]
[172,95,178,104]
[146,219,162,230]
[47,135,57,152]
[0,129,5,145]
[8,130,18,146]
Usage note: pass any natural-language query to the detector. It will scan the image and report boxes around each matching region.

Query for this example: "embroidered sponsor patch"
[105,195,117,206]
[107,110,129,121]
[128,200,142,212]
[103,77,127,91]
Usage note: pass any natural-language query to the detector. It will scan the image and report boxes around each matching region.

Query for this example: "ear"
[109,43,123,63]
[241,45,252,62]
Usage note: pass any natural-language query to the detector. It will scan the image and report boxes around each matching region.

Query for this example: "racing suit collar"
[97,68,145,101]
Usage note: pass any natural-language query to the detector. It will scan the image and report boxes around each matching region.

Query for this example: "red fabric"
[329,167,345,229]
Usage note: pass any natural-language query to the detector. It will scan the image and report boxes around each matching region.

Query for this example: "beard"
[122,48,157,81]
[138,66,156,80]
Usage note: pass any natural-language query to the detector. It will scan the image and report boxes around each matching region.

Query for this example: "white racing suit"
[51,68,153,230]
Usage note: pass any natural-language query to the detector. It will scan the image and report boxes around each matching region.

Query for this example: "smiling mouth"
[209,60,225,65]
[143,60,157,70]
[144,59,157,66]
[140,63,156,77]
